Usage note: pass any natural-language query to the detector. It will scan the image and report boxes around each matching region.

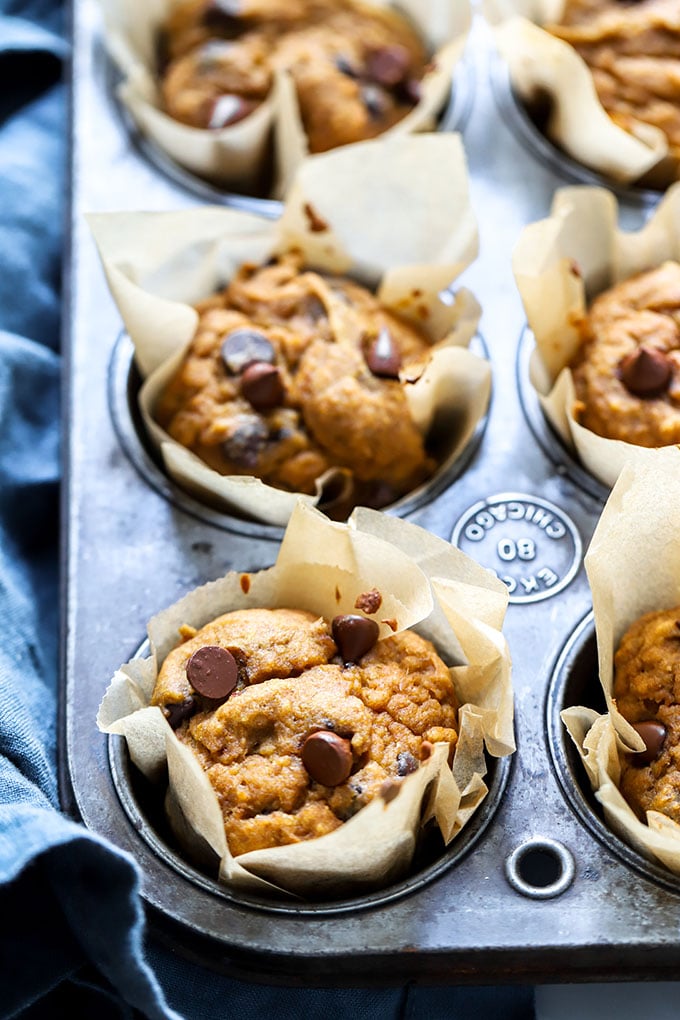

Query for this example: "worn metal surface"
[62,0,680,985]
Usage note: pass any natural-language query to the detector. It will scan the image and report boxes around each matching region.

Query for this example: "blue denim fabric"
[0,2,536,1017]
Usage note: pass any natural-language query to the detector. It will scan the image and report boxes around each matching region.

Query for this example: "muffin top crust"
[546,0,680,178]
[570,261,680,446]
[158,0,427,152]
[613,606,680,825]
[151,606,459,856]
[155,250,437,512]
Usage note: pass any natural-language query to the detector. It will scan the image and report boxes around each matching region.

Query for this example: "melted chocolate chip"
[366,328,401,378]
[332,614,380,664]
[366,45,410,87]
[619,346,673,398]
[164,697,197,730]
[203,0,243,32]
[221,329,275,374]
[630,720,667,766]
[186,646,238,700]
[302,730,353,786]
[207,95,257,130]
[222,414,269,468]
[241,361,285,411]
[397,77,422,105]
[396,751,419,776]
[361,83,389,120]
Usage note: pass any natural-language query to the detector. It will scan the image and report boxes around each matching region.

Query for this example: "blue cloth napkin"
[0,2,535,1016]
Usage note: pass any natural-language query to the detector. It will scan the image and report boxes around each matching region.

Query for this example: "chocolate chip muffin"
[154,250,437,511]
[613,607,680,823]
[545,0,680,179]
[151,606,459,856]
[158,0,427,152]
[570,261,680,446]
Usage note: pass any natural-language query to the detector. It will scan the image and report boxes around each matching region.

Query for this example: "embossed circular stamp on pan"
[451,494,582,605]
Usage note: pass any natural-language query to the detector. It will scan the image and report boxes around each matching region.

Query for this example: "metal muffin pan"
[63,1,680,983]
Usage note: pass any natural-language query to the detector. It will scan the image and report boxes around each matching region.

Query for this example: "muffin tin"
[63,1,680,984]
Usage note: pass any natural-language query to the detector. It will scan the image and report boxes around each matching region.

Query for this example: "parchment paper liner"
[513,182,680,490]
[483,0,670,186]
[101,0,471,195]
[89,133,490,526]
[561,449,680,875]
[97,501,514,898]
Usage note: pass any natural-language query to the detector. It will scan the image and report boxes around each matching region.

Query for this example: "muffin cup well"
[513,182,680,490]
[483,0,670,187]
[101,0,471,195]
[97,500,514,898]
[90,134,491,526]
[561,449,680,876]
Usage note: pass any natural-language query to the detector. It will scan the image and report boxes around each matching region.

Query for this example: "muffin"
[154,249,438,513]
[98,501,514,896]
[158,0,428,153]
[512,184,680,488]
[561,449,680,876]
[545,0,680,182]
[487,0,672,186]
[102,0,469,190]
[151,605,458,856]
[570,261,680,447]
[612,607,680,825]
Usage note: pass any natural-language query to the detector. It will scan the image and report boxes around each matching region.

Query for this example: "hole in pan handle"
[505,837,575,900]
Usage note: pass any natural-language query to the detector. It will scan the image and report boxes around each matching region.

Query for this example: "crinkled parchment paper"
[89,133,490,526]
[513,182,680,489]
[483,0,669,185]
[98,501,514,898]
[100,0,471,194]
[562,449,680,874]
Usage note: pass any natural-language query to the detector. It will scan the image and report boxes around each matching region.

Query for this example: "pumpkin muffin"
[570,261,680,446]
[154,250,437,511]
[546,0,680,179]
[159,0,427,152]
[151,606,459,856]
[613,607,680,823]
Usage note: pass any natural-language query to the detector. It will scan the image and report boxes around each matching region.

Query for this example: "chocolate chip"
[366,45,410,87]
[396,77,422,105]
[366,327,402,378]
[222,414,269,468]
[396,751,419,776]
[241,362,285,411]
[361,83,389,120]
[203,0,243,32]
[630,720,667,765]
[164,697,197,729]
[354,588,382,615]
[186,646,238,700]
[335,55,359,79]
[332,614,380,664]
[619,346,673,398]
[302,730,353,786]
[207,95,257,130]
[221,329,275,374]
